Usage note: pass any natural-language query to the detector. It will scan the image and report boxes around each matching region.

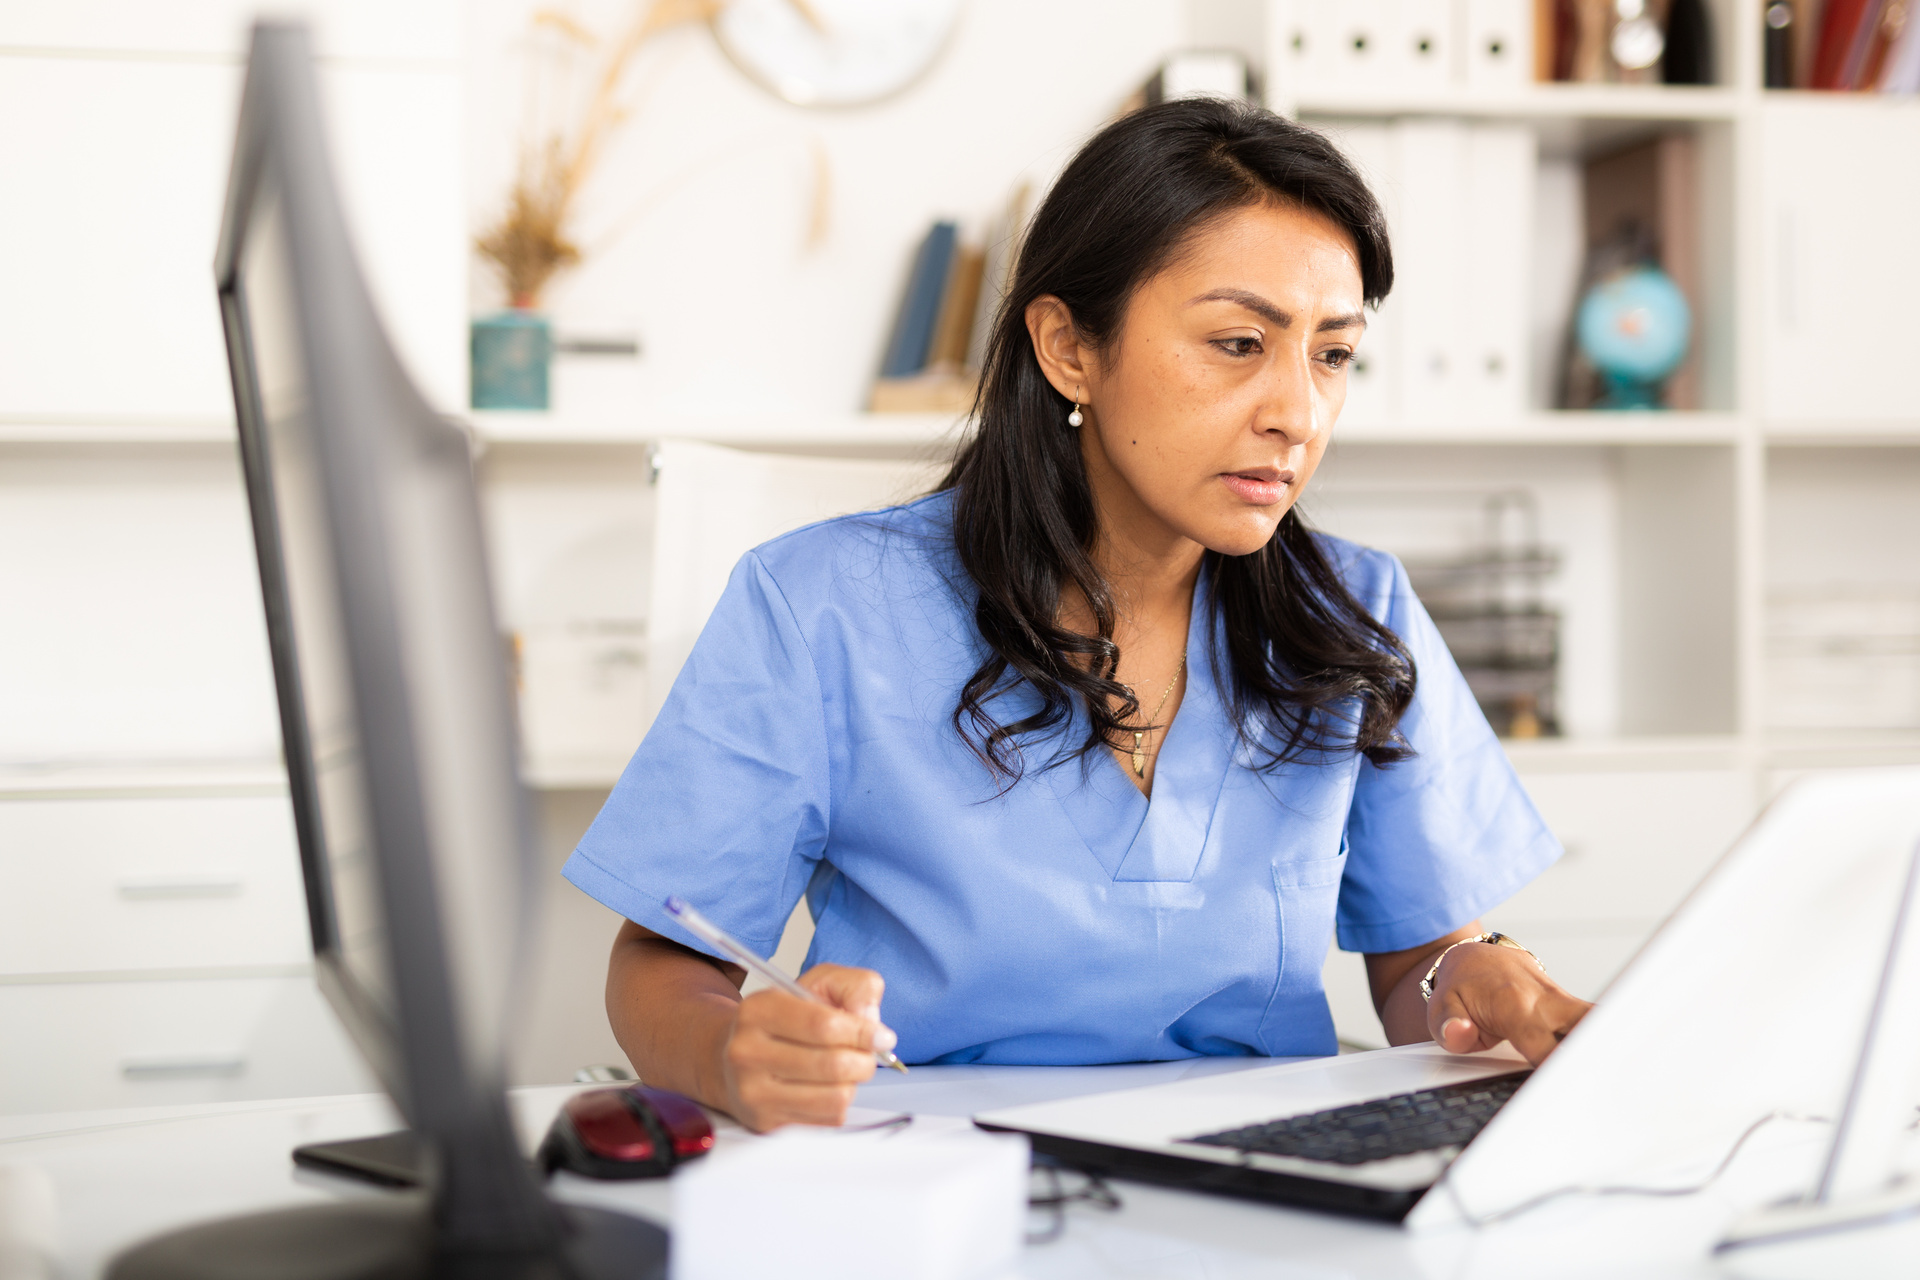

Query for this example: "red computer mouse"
[538,1085,715,1179]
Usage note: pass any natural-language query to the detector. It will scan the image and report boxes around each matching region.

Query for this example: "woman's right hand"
[717,963,897,1131]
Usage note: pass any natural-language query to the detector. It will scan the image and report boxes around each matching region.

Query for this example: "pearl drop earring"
[1067,401,1084,428]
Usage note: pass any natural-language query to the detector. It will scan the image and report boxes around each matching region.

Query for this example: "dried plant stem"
[477,0,721,308]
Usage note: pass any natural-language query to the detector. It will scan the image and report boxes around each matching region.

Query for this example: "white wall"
[465,0,1190,416]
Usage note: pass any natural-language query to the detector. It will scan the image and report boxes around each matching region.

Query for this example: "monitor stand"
[292,1130,427,1187]
[104,1195,668,1280]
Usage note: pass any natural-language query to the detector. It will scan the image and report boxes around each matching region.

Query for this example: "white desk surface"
[1,1059,1910,1280]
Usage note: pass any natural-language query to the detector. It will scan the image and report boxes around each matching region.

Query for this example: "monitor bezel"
[212,23,553,1246]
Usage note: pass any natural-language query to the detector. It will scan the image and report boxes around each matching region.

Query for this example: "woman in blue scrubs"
[565,98,1591,1130]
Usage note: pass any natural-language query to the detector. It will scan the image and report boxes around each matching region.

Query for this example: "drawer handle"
[115,877,244,900]
[121,1053,246,1079]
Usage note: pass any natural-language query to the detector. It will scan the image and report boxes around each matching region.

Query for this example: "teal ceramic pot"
[471,310,552,410]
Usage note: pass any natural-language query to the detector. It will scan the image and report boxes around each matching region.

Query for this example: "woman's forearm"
[605,922,744,1109]
[1365,923,1483,1046]
[1377,946,1448,1044]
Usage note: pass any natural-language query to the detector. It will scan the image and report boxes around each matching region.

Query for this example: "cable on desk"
[1440,1111,1832,1230]
[1026,1163,1122,1244]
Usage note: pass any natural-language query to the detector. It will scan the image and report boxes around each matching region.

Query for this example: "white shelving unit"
[1266,0,1920,1039]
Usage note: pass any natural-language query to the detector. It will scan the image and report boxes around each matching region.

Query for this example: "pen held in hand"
[664,895,909,1074]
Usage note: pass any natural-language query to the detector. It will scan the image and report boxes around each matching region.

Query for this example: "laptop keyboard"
[1179,1071,1532,1167]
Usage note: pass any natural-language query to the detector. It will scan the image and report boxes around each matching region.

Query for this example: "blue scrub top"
[564,491,1559,1064]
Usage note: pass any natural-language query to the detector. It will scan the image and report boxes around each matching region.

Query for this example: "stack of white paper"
[671,1125,1030,1280]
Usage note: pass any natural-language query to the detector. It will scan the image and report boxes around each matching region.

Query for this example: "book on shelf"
[869,186,1031,415]
[878,221,958,379]
[1885,4,1920,89]
[1804,0,1919,90]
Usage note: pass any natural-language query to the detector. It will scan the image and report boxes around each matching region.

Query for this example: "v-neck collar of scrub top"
[1044,568,1234,885]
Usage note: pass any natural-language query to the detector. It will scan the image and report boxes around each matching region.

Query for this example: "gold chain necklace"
[1128,653,1187,778]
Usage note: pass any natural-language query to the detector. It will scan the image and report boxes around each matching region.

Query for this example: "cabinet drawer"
[1498,769,1757,927]
[0,975,374,1114]
[0,796,310,975]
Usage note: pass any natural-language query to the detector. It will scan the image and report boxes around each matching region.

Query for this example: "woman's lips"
[1219,469,1293,506]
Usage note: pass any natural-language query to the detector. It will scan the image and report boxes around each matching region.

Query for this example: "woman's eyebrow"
[1188,289,1366,333]
[1189,287,1290,326]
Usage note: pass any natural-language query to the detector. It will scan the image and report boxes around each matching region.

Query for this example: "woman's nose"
[1254,355,1322,447]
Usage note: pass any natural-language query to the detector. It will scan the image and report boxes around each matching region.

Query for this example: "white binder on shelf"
[1391,117,1468,426]
[1318,120,1402,428]
[1390,0,1457,91]
[1461,0,1533,88]
[1266,0,1322,98]
[1462,123,1535,422]
[1316,0,1395,92]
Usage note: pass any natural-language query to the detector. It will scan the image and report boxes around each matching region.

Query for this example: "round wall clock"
[710,0,963,108]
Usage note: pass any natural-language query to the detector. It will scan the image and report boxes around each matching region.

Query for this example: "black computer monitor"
[106,22,663,1280]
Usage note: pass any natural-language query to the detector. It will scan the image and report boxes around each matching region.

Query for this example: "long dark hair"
[942,97,1416,782]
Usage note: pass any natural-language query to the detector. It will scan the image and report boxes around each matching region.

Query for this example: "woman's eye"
[1320,348,1355,371]
[1214,337,1262,357]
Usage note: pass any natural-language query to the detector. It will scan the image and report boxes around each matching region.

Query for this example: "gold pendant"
[1132,730,1146,776]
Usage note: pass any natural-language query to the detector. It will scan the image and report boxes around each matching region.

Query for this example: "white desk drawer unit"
[0,974,372,1113]
[0,794,310,975]
[0,788,374,1112]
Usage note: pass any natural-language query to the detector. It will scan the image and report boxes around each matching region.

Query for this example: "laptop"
[975,766,1920,1227]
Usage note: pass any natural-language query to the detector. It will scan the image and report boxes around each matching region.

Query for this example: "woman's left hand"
[1423,939,1592,1065]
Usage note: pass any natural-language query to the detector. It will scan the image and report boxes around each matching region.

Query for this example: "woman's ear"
[1025,295,1094,405]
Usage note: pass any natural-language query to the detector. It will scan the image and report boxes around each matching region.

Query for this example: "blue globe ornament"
[1575,264,1691,410]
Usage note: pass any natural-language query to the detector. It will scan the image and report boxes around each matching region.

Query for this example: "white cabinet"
[1760,101,1920,428]
[0,796,309,975]
[0,447,281,763]
[0,975,372,1114]
[0,784,370,1114]
[0,13,463,426]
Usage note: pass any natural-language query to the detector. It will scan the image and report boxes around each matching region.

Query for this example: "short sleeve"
[562,552,831,961]
[1334,552,1562,954]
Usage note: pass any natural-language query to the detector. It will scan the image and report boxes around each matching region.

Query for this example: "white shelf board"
[1764,731,1920,771]
[471,409,971,451]
[1765,420,1920,446]
[520,755,627,792]
[0,758,288,798]
[0,417,235,445]
[1503,735,1747,774]
[471,409,1743,451]
[1288,84,1745,122]
[1335,411,1742,446]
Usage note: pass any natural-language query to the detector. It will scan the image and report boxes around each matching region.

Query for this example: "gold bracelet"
[1418,931,1542,1003]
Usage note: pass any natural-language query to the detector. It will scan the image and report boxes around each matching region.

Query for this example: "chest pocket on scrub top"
[1256,836,1349,1053]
